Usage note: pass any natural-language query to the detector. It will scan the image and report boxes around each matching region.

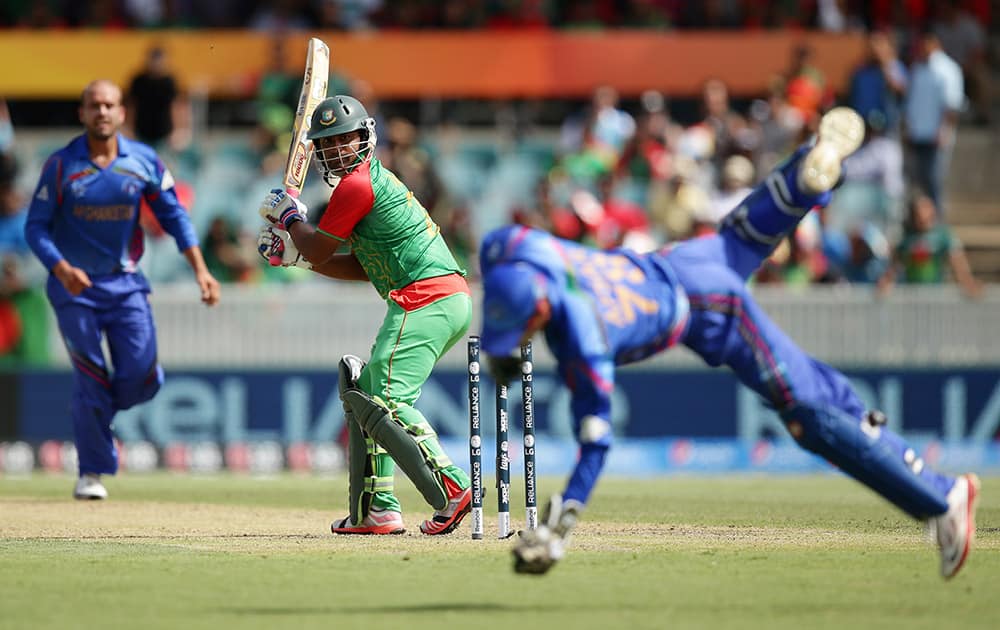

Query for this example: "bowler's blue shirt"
[24,133,197,305]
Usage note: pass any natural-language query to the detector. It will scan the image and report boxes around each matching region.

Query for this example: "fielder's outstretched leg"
[718,106,865,280]
[672,260,978,578]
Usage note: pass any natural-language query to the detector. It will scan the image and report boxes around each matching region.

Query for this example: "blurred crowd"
[0,0,994,366]
[518,18,986,299]
[0,100,48,365]
[0,0,991,32]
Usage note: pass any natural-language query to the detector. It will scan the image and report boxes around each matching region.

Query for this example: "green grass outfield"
[1,473,997,630]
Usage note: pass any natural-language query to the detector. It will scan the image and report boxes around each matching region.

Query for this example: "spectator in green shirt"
[878,191,981,298]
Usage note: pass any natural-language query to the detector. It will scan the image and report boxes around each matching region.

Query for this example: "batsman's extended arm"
[309,252,370,281]
[286,220,369,281]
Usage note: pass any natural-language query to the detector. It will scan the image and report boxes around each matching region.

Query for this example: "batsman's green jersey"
[317,157,471,516]
[317,158,463,298]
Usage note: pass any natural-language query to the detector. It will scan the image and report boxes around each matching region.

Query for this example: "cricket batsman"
[24,79,220,500]
[258,95,473,535]
[477,107,980,578]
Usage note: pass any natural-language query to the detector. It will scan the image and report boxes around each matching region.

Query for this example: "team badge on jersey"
[121,178,141,197]
[484,238,504,263]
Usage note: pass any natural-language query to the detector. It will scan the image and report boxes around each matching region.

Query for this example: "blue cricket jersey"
[481,225,689,427]
[24,133,197,306]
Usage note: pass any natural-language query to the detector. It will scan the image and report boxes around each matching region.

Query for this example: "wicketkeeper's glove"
[487,355,521,386]
[259,188,308,230]
[257,226,312,269]
[512,493,583,575]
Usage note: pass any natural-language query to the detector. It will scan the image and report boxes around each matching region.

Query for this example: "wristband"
[279,208,305,230]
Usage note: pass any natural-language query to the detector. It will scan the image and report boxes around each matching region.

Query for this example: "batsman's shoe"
[73,474,107,500]
[798,106,865,195]
[513,494,582,575]
[419,475,471,535]
[933,473,980,579]
[331,507,405,535]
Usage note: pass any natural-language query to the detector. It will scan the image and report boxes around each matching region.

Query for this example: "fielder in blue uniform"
[478,108,980,579]
[24,80,220,500]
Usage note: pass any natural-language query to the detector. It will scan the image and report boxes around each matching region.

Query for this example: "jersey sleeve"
[559,351,615,506]
[942,62,965,112]
[316,166,375,241]
[24,154,65,270]
[944,227,961,253]
[144,155,197,251]
[562,355,615,436]
[553,296,616,437]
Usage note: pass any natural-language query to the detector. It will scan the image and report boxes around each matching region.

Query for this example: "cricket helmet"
[307,95,377,182]
[480,262,550,357]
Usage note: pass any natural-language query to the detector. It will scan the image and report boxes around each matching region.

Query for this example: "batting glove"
[256,226,312,269]
[259,188,308,230]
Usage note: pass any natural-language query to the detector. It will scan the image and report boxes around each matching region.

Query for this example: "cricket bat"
[270,37,330,266]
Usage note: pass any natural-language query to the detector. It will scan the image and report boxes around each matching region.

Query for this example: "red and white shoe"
[419,476,471,535]
[933,473,981,579]
[331,507,406,535]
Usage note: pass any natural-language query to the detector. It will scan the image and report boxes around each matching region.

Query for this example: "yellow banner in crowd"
[0,30,865,99]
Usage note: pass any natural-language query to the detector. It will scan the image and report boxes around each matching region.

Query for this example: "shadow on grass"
[216,603,513,616]
[215,601,652,616]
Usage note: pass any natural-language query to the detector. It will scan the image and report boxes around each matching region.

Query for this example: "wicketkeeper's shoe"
[331,507,406,535]
[798,106,865,195]
[419,475,471,535]
[73,474,108,500]
[933,473,980,579]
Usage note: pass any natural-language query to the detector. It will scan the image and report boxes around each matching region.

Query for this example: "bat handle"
[269,187,301,266]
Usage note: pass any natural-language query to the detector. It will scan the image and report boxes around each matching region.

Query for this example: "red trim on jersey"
[54,157,63,205]
[316,161,375,240]
[67,167,96,181]
[388,273,470,312]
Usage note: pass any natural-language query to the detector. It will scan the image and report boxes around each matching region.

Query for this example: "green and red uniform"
[318,157,471,514]
[896,225,958,284]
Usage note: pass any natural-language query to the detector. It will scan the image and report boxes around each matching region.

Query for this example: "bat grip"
[269,187,301,266]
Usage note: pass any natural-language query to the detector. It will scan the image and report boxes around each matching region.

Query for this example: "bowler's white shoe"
[73,474,108,500]
[933,473,980,579]
[798,107,865,195]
